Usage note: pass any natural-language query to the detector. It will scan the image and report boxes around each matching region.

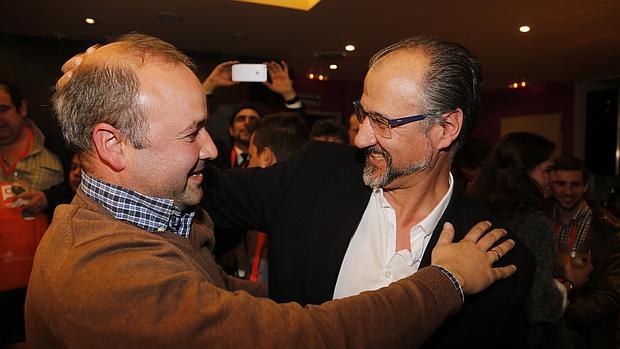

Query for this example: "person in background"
[0,81,63,349]
[202,60,303,169]
[310,118,348,144]
[245,112,309,281]
[551,156,620,349]
[346,111,359,144]
[453,137,491,195]
[28,32,517,349]
[201,61,304,275]
[472,132,571,348]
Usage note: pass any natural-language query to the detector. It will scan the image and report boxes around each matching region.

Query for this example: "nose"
[354,117,377,149]
[199,129,218,161]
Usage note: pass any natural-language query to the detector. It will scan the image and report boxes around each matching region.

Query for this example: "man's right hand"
[431,221,517,295]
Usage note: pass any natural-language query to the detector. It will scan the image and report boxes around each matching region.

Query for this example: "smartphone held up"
[232,64,267,82]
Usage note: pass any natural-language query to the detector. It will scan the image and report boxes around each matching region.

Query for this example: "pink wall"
[475,82,575,153]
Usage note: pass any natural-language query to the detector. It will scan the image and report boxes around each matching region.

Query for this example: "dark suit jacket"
[204,141,535,348]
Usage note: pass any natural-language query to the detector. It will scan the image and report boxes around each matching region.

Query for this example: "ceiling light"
[308,73,315,80]
[513,82,519,88]
[329,64,338,70]
[234,0,321,11]
[521,81,527,87]
[85,18,95,25]
[345,45,356,52]
[519,25,530,33]
[318,74,325,81]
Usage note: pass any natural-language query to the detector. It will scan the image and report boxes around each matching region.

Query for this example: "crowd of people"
[0,33,618,349]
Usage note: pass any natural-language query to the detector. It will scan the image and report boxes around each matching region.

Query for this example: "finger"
[280,60,289,72]
[436,222,455,246]
[85,44,101,54]
[61,55,83,74]
[492,265,517,280]
[487,249,501,264]
[56,71,73,89]
[490,239,515,258]
[462,221,492,242]
[262,81,273,89]
[476,228,507,251]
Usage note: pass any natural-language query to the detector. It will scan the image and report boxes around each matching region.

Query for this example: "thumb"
[437,222,455,246]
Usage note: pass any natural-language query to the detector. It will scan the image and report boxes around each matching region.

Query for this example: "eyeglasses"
[352,100,428,139]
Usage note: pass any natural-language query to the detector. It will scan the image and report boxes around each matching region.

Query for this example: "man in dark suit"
[204,36,535,348]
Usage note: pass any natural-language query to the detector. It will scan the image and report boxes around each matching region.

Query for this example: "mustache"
[364,145,390,158]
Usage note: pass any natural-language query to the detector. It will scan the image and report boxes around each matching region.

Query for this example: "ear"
[261,146,277,166]
[92,123,127,172]
[17,100,28,118]
[228,126,234,137]
[436,108,463,151]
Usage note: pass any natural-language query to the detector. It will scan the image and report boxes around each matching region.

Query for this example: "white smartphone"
[232,63,268,82]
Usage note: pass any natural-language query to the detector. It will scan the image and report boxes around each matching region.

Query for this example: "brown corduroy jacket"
[25,190,461,348]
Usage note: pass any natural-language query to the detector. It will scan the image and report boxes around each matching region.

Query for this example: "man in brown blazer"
[25,33,515,348]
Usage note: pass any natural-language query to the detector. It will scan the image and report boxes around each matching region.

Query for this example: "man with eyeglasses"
[204,36,535,348]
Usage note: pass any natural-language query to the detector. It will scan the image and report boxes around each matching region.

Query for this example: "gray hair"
[53,33,196,152]
[369,36,482,154]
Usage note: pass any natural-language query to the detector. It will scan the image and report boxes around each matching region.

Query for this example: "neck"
[234,142,248,153]
[0,127,28,161]
[383,158,451,227]
[556,200,584,224]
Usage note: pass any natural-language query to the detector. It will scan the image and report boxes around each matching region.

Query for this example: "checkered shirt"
[553,200,593,250]
[81,172,195,238]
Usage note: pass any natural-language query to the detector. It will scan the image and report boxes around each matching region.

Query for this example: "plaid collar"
[80,172,195,238]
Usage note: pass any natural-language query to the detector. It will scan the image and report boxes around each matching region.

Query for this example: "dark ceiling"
[1,0,619,89]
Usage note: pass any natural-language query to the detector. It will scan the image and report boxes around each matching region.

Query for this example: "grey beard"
[362,142,433,189]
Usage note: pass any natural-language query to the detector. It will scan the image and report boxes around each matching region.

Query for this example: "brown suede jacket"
[25,190,461,348]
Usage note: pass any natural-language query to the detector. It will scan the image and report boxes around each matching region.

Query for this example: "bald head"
[53,33,195,154]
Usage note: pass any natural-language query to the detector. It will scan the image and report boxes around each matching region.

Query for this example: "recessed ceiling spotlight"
[513,82,519,88]
[308,73,315,80]
[329,64,338,70]
[318,74,325,81]
[345,44,355,52]
[519,25,531,33]
[521,81,527,87]
[85,18,95,25]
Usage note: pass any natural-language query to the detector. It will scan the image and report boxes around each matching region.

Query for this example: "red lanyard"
[0,127,33,179]
[554,221,578,251]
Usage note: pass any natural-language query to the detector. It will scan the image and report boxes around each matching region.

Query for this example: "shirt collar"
[80,172,195,238]
[373,173,454,236]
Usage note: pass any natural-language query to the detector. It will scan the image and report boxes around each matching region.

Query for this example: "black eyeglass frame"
[352,100,428,138]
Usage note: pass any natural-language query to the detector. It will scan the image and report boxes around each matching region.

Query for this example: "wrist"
[283,91,297,102]
[202,80,215,95]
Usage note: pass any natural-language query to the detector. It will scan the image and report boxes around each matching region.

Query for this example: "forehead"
[362,50,429,115]
[136,60,206,128]
[235,108,260,117]
[555,170,584,182]
[0,89,13,106]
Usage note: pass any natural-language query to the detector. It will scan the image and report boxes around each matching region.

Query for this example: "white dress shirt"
[333,174,454,299]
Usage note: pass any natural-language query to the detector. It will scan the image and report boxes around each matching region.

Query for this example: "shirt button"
[384,271,392,278]
[157,227,166,232]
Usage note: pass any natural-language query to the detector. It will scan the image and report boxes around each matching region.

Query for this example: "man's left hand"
[263,60,297,101]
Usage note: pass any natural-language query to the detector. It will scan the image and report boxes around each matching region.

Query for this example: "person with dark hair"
[202,60,303,169]
[551,156,620,349]
[204,36,535,348]
[454,137,491,194]
[0,81,64,348]
[245,112,309,281]
[38,33,518,348]
[310,118,348,144]
[471,132,570,347]
[248,112,309,167]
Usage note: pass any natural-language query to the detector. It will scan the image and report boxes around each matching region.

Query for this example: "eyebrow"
[180,118,207,134]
